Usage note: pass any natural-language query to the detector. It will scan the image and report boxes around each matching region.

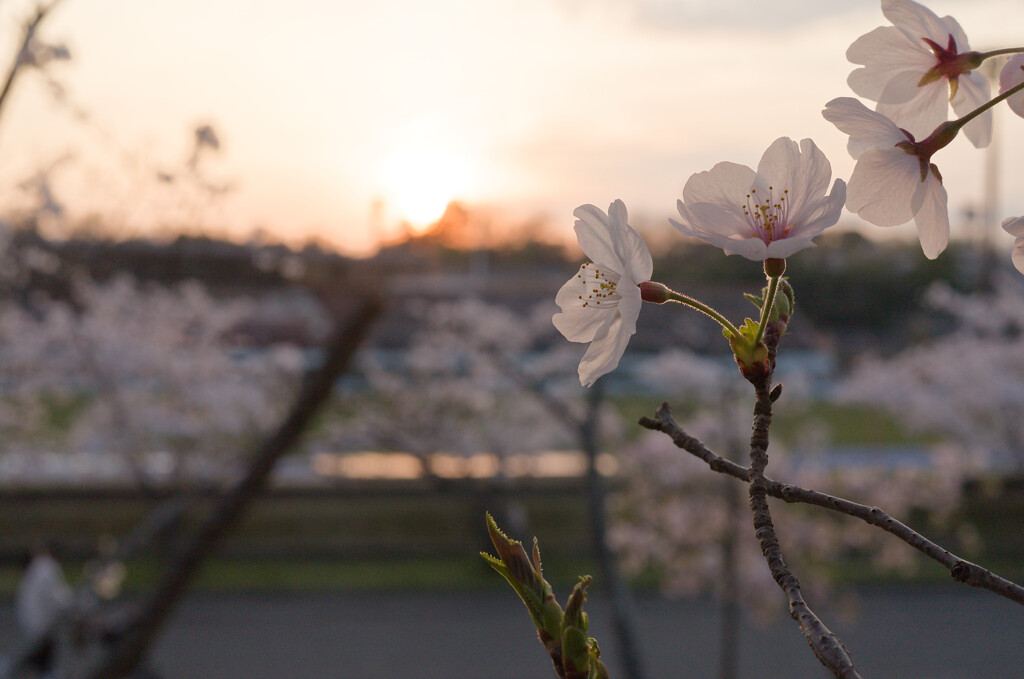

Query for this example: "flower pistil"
[742,186,791,245]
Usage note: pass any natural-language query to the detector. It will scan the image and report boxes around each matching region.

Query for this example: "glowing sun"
[379,147,476,230]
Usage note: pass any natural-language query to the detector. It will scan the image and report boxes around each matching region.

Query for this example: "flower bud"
[639,281,671,304]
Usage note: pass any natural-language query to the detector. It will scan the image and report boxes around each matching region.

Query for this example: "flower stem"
[664,290,740,337]
[952,73,1024,130]
[976,47,1024,61]
[753,274,780,347]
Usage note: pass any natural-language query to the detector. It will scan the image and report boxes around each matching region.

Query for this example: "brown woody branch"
[67,296,382,679]
[0,1,63,124]
[739,322,862,679]
[639,402,1024,608]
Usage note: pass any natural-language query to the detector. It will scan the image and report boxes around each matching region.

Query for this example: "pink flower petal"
[680,161,757,207]
[910,173,949,259]
[847,26,934,100]
[1000,54,1024,119]
[883,0,953,46]
[876,78,949,141]
[1003,216,1024,238]
[846,149,921,226]
[757,138,833,226]
[951,71,992,148]
[822,98,905,159]
[1012,241,1024,276]
[785,180,847,240]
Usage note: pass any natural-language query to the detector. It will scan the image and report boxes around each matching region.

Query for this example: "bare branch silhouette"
[54,296,382,679]
[0,1,64,125]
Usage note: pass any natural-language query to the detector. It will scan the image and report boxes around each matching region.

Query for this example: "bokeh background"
[1,1,1024,677]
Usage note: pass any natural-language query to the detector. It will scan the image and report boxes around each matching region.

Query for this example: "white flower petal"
[764,236,819,260]
[846,149,921,226]
[719,238,770,260]
[573,204,626,273]
[847,27,933,100]
[876,79,949,141]
[675,202,754,240]
[616,283,642,337]
[1000,54,1024,119]
[822,98,905,159]
[552,269,616,342]
[876,69,933,105]
[940,14,971,52]
[951,71,992,148]
[572,200,652,284]
[786,179,847,240]
[1003,216,1024,238]
[1004,216,1024,273]
[576,309,632,387]
[910,173,949,259]
[681,161,757,207]
[758,138,832,225]
[883,0,951,45]
[1012,240,1024,276]
[670,214,767,259]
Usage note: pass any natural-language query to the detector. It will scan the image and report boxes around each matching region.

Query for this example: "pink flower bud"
[639,281,671,304]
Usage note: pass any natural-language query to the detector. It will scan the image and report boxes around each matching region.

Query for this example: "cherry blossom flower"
[553,200,652,387]
[847,0,990,148]
[1003,216,1024,274]
[823,97,950,259]
[670,137,846,261]
[1000,54,1024,119]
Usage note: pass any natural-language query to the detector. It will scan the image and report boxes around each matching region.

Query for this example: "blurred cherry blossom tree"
[0,273,309,487]
[838,275,1024,470]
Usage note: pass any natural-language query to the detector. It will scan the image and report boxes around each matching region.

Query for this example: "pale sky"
[0,0,1021,256]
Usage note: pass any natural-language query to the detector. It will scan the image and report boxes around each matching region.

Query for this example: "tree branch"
[639,402,1024,607]
[0,1,63,125]
[741,323,861,679]
[67,296,382,679]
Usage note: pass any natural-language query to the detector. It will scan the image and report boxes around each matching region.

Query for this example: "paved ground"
[2,586,1024,678]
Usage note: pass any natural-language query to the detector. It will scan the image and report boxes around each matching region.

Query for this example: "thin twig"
[639,402,1024,607]
[743,336,861,678]
[0,1,63,125]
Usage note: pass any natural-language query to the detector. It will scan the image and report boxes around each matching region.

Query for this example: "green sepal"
[776,279,794,321]
[561,576,597,679]
[562,625,591,678]
[588,640,610,679]
[727,317,769,379]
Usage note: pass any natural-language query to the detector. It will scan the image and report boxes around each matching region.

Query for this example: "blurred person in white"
[15,542,71,669]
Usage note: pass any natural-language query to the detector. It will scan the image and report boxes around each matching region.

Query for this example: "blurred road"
[1,586,1023,678]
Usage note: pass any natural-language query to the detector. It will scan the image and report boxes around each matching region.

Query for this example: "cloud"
[557,0,858,30]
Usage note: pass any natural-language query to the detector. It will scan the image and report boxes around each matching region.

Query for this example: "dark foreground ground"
[1,586,1023,678]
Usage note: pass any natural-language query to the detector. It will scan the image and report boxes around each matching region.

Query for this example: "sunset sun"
[379,147,477,230]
